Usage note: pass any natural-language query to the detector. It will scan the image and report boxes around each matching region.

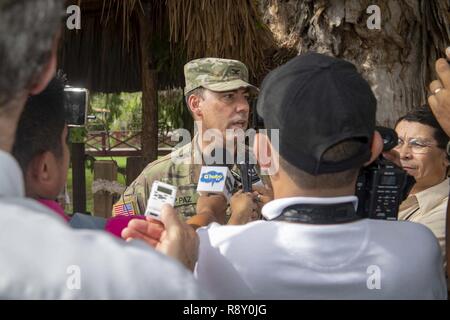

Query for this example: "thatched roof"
[58,0,277,93]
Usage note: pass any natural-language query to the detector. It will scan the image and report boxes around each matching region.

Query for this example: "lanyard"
[275,202,362,224]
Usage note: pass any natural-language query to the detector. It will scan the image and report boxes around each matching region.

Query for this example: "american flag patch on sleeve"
[113,202,136,216]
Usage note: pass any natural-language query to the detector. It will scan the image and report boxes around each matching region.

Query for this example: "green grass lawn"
[66,156,127,214]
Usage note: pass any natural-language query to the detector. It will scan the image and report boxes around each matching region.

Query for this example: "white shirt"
[195,196,447,299]
[0,150,205,299]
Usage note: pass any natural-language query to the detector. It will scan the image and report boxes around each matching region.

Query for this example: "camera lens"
[376,126,398,151]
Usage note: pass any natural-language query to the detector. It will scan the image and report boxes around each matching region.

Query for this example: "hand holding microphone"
[233,151,270,224]
[187,192,228,230]
[252,185,273,205]
[122,205,199,272]
[188,157,235,228]
[228,190,260,225]
[193,193,228,225]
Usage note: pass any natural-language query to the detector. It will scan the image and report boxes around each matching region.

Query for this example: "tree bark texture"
[261,0,450,126]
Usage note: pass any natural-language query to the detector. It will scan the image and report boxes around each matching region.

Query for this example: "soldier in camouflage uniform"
[113,58,268,220]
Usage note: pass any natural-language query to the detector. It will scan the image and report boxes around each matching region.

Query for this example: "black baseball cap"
[257,52,377,175]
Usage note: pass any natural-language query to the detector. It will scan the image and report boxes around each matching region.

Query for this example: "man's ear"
[441,151,450,168]
[188,94,203,118]
[24,153,49,198]
[364,131,384,166]
[29,33,60,95]
[253,133,279,176]
[30,152,54,183]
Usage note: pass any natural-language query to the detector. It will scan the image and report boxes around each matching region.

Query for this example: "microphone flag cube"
[196,166,235,200]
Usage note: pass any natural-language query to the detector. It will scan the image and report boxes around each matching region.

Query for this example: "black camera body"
[355,127,415,220]
[356,158,415,220]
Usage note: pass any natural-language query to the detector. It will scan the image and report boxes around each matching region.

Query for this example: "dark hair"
[12,75,67,173]
[279,139,364,189]
[0,0,63,106]
[395,105,449,150]
[185,87,205,106]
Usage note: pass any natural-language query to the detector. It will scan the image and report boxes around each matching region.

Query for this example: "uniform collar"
[403,178,450,214]
[262,195,359,220]
[0,149,25,198]
[170,134,202,164]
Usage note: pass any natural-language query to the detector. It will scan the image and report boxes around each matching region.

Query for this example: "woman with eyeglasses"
[394,104,449,265]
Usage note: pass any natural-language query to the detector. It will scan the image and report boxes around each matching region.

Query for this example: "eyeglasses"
[394,138,438,154]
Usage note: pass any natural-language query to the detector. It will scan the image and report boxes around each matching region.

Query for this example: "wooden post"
[71,142,86,213]
[126,156,145,186]
[138,4,158,166]
[93,160,118,219]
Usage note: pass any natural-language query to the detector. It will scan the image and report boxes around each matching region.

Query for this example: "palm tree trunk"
[139,4,159,165]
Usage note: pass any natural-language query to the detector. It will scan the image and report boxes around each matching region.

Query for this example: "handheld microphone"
[196,166,235,201]
[197,148,235,201]
[235,148,263,192]
[238,161,252,193]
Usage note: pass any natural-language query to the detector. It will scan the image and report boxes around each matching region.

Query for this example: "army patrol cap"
[184,58,258,95]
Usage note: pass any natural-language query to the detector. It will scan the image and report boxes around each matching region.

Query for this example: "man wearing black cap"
[192,53,447,299]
